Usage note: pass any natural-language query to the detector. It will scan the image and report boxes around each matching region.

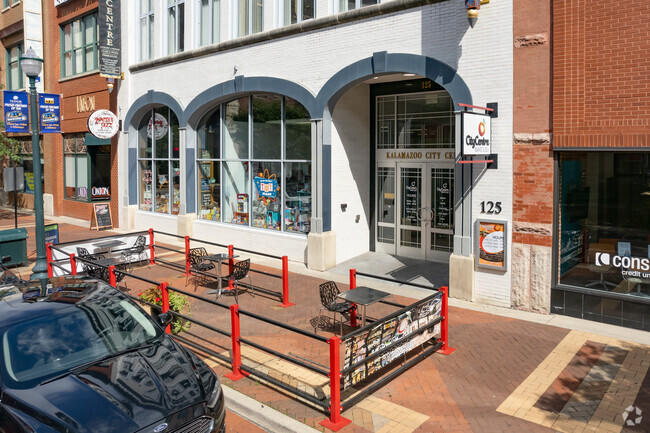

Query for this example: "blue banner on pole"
[3,91,29,133]
[39,93,61,133]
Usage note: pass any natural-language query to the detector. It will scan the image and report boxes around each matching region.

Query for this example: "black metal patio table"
[205,253,239,297]
[337,286,390,327]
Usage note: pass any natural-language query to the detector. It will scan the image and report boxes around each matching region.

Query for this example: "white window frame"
[281,0,314,26]
[166,0,185,55]
[197,0,220,46]
[337,0,378,13]
[236,0,262,37]
[137,0,155,61]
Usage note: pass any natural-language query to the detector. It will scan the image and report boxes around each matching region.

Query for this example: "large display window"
[197,94,311,234]
[555,152,650,329]
[137,107,181,215]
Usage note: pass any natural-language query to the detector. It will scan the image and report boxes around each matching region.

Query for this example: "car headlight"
[207,383,222,409]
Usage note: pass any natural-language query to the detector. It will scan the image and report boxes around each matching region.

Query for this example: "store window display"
[137,107,181,215]
[196,94,311,233]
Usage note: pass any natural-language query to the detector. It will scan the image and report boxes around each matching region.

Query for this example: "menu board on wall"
[475,219,507,270]
[342,293,442,389]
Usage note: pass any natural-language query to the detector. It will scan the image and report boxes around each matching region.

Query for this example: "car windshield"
[1,292,162,388]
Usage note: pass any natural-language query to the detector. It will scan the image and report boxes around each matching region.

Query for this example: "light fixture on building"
[465,0,480,28]
[402,73,416,77]
[107,77,115,93]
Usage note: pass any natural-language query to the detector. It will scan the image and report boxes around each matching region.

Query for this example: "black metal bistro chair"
[187,247,216,290]
[121,235,148,269]
[76,247,105,280]
[318,281,356,335]
[220,259,253,303]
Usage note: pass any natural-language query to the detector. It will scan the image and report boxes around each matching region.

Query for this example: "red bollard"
[109,265,117,287]
[69,253,77,276]
[438,286,456,355]
[228,245,234,275]
[320,336,351,431]
[278,256,295,308]
[160,282,170,334]
[226,304,248,381]
[148,228,155,265]
[349,269,358,327]
[46,243,53,278]
[184,236,191,276]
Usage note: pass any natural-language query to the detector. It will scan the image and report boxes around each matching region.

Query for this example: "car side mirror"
[157,312,174,328]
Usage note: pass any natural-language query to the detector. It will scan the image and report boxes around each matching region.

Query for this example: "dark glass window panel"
[198,108,220,159]
[602,298,622,326]
[154,107,170,159]
[285,97,310,160]
[224,98,249,159]
[550,289,564,314]
[565,291,583,319]
[252,94,281,159]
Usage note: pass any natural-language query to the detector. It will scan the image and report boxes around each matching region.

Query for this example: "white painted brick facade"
[120,0,514,304]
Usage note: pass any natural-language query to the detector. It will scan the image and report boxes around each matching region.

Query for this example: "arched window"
[197,94,312,233]
[137,107,181,215]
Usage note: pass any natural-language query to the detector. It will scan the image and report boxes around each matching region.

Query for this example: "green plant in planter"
[138,286,191,334]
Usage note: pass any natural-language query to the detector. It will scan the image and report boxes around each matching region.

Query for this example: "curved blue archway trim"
[124,90,186,128]
[315,52,473,232]
[183,76,318,127]
[316,52,472,113]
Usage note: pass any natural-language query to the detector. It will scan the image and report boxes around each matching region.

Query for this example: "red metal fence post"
[228,245,234,275]
[184,236,191,276]
[109,265,117,287]
[320,336,351,431]
[69,253,77,276]
[226,304,248,381]
[349,269,358,327]
[278,256,295,307]
[160,282,171,334]
[148,228,155,265]
[438,286,456,355]
[46,243,53,278]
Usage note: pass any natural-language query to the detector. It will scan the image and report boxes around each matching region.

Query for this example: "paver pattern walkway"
[4,210,649,433]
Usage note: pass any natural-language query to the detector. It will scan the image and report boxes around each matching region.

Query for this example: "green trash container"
[0,228,29,267]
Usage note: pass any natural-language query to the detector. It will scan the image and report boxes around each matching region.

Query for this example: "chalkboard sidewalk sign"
[91,203,113,231]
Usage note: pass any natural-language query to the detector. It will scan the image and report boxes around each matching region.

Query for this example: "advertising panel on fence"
[342,293,442,389]
[4,91,29,133]
[476,219,508,270]
[39,93,61,133]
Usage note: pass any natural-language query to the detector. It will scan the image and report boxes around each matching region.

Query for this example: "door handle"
[416,207,425,222]
[429,208,435,222]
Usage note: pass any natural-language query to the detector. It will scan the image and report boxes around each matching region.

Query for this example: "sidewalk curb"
[223,385,320,433]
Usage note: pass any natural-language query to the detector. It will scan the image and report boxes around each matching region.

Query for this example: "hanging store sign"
[98,0,121,78]
[38,93,61,133]
[462,112,491,156]
[147,113,169,140]
[4,91,29,133]
[88,109,119,139]
[475,219,507,270]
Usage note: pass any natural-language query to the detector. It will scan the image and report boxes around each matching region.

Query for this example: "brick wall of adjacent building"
[553,1,650,148]
[511,0,553,312]
[41,0,120,225]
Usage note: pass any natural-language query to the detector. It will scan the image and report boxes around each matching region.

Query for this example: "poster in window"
[475,219,507,270]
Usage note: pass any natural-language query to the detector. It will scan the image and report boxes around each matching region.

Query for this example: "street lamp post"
[19,48,47,280]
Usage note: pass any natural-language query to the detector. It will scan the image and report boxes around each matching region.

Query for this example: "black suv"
[0,276,225,433]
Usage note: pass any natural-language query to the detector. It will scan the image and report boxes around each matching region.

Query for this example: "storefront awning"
[85,133,111,146]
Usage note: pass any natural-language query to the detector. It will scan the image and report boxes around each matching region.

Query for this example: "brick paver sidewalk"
[5,212,649,433]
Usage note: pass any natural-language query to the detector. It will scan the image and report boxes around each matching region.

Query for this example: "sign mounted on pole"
[98,0,121,78]
[38,93,61,133]
[3,91,29,133]
[462,112,491,156]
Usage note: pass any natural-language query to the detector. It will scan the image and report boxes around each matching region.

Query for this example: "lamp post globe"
[19,47,47,280]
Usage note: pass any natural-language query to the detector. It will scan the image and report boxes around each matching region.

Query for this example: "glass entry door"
[376,162,454,261]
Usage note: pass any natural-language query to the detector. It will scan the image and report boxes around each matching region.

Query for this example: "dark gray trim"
[553,147,650,152]
[123,90,185,129]
[128,147,137,205]
[322,144,331,232]
[183,76,318,126]
[186,147,196,213]
[315,52,473,114]
[129,0,447,73]
[552,284,650,306]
